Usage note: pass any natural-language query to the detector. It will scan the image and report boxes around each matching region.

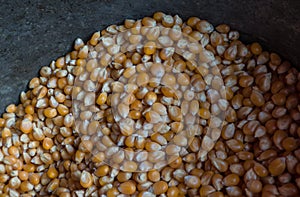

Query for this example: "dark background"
[0,0,299,114]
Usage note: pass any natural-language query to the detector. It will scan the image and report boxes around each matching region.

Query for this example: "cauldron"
[0,0,299,113]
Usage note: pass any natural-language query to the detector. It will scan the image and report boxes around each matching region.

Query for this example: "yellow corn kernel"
[55,57,65,68]
[20,119,33,134]
[1,128,11,138]
[118,181,136,195]
[80,171,93,188]
[57,104,69,116]
[24,105,34,115]
[43,108,57,118]
[198,108,211,119]
[43,137,54,150]
[95,165,110,177]
[96,92,108,106]
[23,164,35,173]
[47,166,58,179]
[144,41,156,55]
[6,104,16,113]
[29,173,40,185]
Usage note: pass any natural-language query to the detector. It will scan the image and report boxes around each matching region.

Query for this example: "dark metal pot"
[0,0,299,113]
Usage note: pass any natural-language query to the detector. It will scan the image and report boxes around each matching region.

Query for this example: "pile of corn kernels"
[0,12,299,197]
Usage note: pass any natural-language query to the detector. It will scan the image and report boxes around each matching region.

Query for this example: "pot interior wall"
[0,0,299,113]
